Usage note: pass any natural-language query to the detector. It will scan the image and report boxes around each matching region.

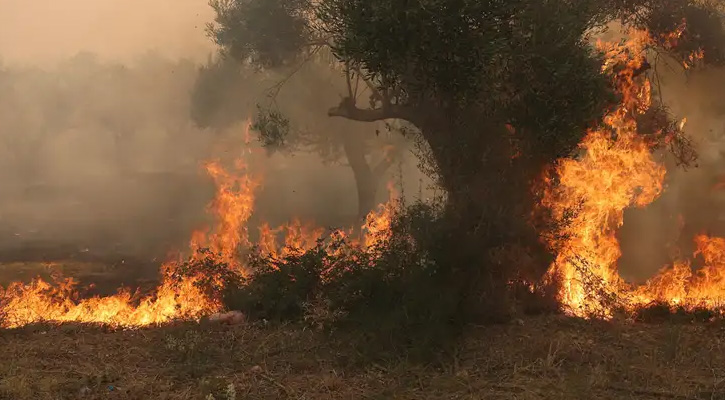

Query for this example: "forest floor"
[2,261,725,399]
[3,314,725,399]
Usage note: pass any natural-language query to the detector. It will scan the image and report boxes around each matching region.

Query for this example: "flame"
[544,26,725,317]
[0,123,260,329]
[684,49,705,69]
[0,113,399,329]
[257,219,326,259]
[362,182,397,249]
[191,158,258,270]
[0,274,217,328]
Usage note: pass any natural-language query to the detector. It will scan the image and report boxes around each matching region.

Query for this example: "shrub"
[322,201,467,350]
[168,248,245,309]
[231,242,333,321]
[226,199,559,358]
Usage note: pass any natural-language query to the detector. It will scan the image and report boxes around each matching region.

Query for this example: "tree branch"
[264,44,323,102]
[327,100,417,125]
[353,66,384,101]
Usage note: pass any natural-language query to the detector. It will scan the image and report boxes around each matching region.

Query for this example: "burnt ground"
[0,247,163,297]
[1,316,725,399]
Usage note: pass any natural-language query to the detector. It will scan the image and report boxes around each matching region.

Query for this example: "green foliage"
[251,106,292,152]
[316,0,612,117]
[503,11,617,161]
[208,0,312,68]
[317,0,512,107]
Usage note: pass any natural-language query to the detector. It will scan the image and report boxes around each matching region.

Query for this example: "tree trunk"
[328,101,552,320]
[340,130,384,221]
[415,113,551,318]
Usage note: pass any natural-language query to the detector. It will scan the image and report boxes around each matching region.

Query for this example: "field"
[2,314,725,399]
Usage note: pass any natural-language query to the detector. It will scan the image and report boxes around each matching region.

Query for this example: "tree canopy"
[207,0,721,171]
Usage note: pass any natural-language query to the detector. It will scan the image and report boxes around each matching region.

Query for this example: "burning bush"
[167,248,245,313]
[228,200,559,355]
[232,242,332,321]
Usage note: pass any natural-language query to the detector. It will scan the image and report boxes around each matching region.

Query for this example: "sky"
[0,0,215,64]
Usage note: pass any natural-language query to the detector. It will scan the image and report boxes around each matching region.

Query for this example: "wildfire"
[257,219,326,259]
[12,25,720,328]
[190,158,258,270]
[0,121,397,329]
[362,182,398,249]
[543,26,724,318]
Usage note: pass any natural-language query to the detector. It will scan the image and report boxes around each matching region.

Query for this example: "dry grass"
[1,316,725,399]
[1,260,724,399]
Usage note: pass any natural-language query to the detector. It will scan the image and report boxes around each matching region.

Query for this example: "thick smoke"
[0,53,218,262]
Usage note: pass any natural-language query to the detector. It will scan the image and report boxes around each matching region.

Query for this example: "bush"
[229,243,330,321]
[227,200,560,357]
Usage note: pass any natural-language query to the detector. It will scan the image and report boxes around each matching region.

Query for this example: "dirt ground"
[1,315,725,399]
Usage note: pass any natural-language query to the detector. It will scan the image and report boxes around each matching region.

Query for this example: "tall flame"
[0,124,260,328]
[543,27,722,317]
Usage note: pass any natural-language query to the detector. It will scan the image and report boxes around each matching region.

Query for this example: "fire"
[257,219,326,259]
[256,182,398,258]
[0,275,217,328]
[0,119,398,329]
[543,25,724,318]
[362,182,398,249]
[190,158,258,270]
[0,125,260,329]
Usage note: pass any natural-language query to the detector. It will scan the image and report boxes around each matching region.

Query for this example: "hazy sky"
[0,0,214,64]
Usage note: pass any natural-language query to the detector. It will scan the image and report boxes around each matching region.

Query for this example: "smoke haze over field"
[0,1,430,268]
[0,0,214,64]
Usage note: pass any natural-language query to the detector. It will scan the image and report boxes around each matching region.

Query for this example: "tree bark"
[330,102,549,279]
[339,130,393,221]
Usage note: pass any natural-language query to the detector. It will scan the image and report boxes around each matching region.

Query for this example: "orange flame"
[0,123,260,329]
[362,182,398,249]
[0,117,399,329]
[544,27,724,317]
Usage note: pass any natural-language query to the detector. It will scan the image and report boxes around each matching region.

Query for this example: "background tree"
[191,55,410,221]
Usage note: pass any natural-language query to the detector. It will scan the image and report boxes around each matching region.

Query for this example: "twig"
[260,372,295,395]
[264,45,324,103]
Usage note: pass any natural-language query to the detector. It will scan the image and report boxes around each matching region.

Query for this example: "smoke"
[0,53,217,262]
[0,0,214,65]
